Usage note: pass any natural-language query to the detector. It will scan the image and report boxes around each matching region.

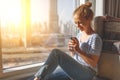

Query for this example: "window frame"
[0,26,2,75]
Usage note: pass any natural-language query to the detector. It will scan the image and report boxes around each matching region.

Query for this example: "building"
[48,0,59,33]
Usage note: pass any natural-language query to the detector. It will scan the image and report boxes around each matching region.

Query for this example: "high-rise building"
[48,0,59,33]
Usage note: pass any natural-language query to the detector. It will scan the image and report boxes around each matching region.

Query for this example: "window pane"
[1,0,77,69]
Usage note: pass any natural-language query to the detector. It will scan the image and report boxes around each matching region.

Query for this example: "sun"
[0,0,21,27]
[0,0,49,27]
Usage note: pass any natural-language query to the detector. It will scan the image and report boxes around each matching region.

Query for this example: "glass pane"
[1,0,78,69]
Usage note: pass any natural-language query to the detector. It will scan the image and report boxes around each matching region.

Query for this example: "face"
[73,15,87,31]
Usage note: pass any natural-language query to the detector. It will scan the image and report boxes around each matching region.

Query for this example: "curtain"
[104,0,120,18]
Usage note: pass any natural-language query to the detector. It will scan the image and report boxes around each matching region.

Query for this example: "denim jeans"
[45,66,71,80]
[35,49,96,80]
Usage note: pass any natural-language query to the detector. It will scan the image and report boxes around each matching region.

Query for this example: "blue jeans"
[46,66,71,80]
[35,49,96,80]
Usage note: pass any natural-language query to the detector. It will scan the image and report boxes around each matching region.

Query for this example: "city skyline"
[0,0,77,35]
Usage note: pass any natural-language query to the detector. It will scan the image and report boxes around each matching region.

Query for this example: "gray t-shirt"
[73,32,102,71]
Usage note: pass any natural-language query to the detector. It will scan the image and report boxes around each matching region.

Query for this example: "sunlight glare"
[0,0,21,27]
[0,0,49,27]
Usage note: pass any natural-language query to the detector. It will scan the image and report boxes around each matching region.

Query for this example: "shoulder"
[89,33,103,55]
[91,33,102,41]
[90,33,103,46]
[92,33,101,38]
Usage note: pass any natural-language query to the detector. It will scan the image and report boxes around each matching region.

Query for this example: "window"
[95,0,104,16]
[0,0,78,72]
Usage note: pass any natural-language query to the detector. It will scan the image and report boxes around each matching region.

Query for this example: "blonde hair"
[73,2,94,22]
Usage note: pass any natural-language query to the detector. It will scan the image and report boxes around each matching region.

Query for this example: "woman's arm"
[75,47,99,67]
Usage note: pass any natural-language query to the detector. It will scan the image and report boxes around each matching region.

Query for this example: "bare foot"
[34,77,40,80]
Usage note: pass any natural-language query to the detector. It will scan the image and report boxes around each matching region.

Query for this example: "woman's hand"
[71,37,80,52]
[68,37,75,52]
[68,37,80,52]
[34,77,39,80]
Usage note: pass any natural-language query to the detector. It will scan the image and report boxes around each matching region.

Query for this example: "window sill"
[0,63,44,80]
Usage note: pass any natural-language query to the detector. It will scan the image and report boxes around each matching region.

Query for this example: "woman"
[34,1,102,80]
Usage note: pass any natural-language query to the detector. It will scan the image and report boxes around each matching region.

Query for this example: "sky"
[31,0,74,23]
[0,0,22,26]
[0,0,74,26]
[58,0,74,22]
[31,0,49,23]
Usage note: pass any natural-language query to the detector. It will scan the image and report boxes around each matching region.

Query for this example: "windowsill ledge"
[0,63,44,80]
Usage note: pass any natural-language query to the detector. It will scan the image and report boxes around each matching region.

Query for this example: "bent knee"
[51,49,61,54]
[52,48,60,52]
[51,48,64,55]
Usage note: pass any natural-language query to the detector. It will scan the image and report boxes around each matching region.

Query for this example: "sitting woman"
[34,1,102,80]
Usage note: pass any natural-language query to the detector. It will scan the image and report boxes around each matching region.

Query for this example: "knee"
[51,48,62,56]
[51,48,60,54]
[52,48,60,52]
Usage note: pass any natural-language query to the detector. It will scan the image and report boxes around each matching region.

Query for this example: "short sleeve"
[89,34,102,55]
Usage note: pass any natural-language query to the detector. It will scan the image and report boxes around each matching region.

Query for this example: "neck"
[84,27,94,35]
[85,22,94,35]
[87,28,94,34]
